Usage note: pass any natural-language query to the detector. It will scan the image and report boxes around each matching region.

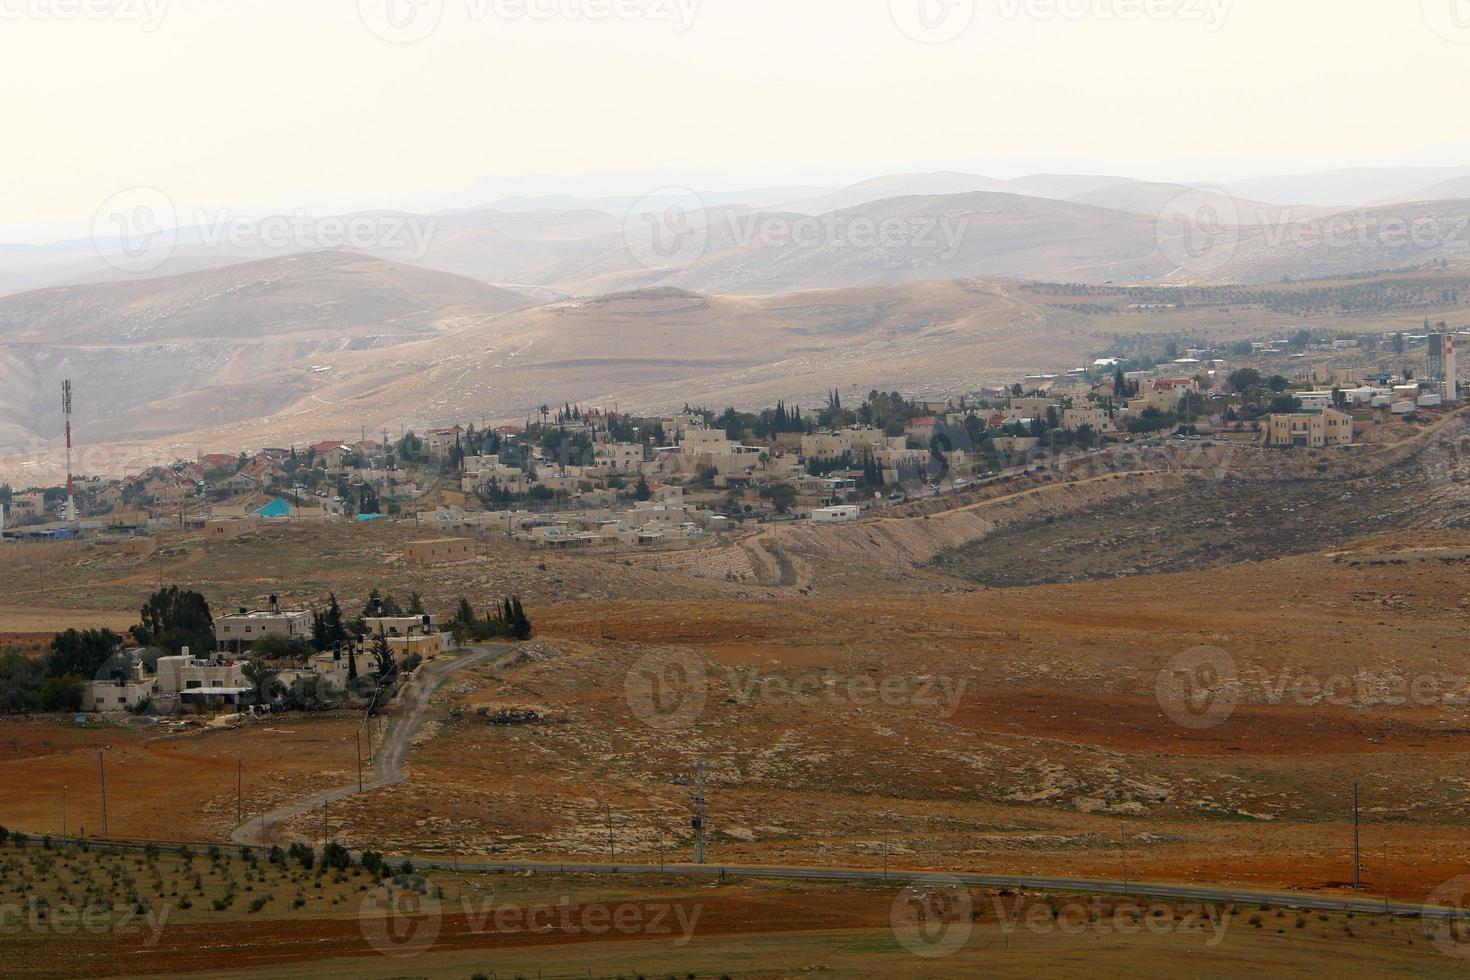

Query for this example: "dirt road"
[230,644,510,846]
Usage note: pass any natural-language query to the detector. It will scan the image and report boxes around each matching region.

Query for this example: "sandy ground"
[3,523,1469,909]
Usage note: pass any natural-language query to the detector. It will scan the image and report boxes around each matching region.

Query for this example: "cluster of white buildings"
[84,601,452,714]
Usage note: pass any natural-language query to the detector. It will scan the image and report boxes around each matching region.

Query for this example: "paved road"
[428,858,1430,918]
[230,645,509,847]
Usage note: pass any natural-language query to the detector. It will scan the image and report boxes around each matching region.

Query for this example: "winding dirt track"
[230,645,510,846]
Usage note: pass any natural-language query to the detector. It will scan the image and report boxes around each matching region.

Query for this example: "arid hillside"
[0,252,531,453]
[0,275,1090,479]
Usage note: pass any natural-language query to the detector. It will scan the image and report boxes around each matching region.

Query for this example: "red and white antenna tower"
[62,379,76,523]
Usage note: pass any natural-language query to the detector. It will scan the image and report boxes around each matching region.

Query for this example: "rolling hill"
[0,252,531,450]
[1168,198,1470,284]
[0,272,1087,478]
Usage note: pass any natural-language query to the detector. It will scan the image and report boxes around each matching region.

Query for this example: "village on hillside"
[1,326,1463,554]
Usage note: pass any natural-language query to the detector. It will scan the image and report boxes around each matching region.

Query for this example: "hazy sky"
[4,0,1469,241]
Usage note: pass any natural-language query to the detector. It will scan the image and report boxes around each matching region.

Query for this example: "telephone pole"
[1382,842,1390,913]
[62,786,67,837]
[356,731,363,794]
[605,804,614,860]
[236,761,243,826]
[692,763,708,865]
[883,811,891,882]
[98,751,108,838]
[1352,782,1362,890]
[1121,821,1129,892]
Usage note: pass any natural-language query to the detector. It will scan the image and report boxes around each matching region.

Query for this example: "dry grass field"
[2,465,1469,976]
[0,840,1459,978]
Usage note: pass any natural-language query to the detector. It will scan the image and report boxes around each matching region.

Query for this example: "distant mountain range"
[5,164,1470,477]
[8,166,1470,300]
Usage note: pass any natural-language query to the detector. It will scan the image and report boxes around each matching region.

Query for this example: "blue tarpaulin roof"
[255,497,293,518]
[355,513,384,522]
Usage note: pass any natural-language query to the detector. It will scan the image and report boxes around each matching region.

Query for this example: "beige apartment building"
[1266,408,1354,448]
[216,606,314,655]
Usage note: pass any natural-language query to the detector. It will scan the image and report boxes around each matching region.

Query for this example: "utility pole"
[1121,821,1129,892]
[236,761,243,826]
[356,731,363,794]
[883,811,891,882]
[693,763,708,865]
[98,751,108,838]
[605,804,614,860]
[62,786,67,837]
[1383,842,1390,913]
[658,826,666,872]
[322,800,328,848]
[1352,782,1361,891]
